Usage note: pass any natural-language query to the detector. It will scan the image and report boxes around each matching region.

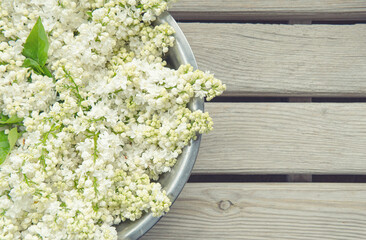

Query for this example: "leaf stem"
[62,67,83,105]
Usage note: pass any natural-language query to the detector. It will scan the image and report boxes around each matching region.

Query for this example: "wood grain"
[169,0,366,21]
[178,23,366,96]
[193,103,366,174]
[143,183,366,239]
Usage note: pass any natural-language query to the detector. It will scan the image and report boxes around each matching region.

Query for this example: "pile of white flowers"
[0,0,225,239]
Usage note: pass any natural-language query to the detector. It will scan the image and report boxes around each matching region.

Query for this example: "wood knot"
[218,200,233,210]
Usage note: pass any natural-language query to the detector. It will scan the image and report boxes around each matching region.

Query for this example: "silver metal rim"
[116,12,203,240]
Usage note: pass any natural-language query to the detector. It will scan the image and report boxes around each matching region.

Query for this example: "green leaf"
[42,65,53,78]
[86,11,93,20]
[0,128,22,166]
[23,58,53,78]
[22,17,49,67]
[0,131,10,165]
[21,17,53,78]
[0,114,23,124]
[0,113,8,122]
[8,127,21,149]
[22,58,45,75]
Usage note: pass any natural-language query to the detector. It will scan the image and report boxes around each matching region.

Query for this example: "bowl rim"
[116,11,203,240]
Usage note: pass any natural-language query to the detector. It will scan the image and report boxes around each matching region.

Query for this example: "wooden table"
[143,1,366,239]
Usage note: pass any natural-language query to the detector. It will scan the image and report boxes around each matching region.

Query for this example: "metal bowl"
[116,12,203,239]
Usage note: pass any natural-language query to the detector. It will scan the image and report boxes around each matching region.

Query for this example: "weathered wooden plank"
[287,97,312,181]
[169,0,366,21]
[193,103,366,174]
[178,23,366,96]
[143,183,366,239]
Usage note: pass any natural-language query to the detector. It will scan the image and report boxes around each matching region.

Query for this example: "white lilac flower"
[0,0,225,239]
